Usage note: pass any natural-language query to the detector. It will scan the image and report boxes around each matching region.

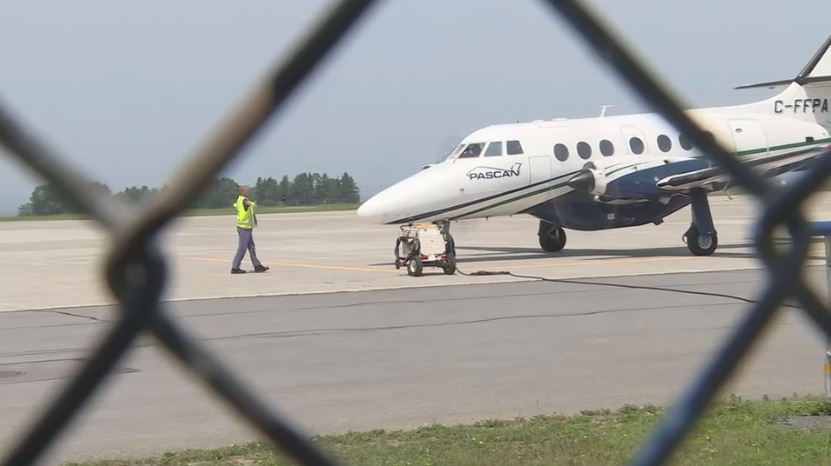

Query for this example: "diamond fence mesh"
[1,1,830,466]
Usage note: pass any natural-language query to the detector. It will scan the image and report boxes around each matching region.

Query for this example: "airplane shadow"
[366,237,825,267]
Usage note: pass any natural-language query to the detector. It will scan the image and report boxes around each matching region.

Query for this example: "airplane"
[357,33,831,258]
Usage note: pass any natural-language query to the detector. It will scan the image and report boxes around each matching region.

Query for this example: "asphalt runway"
[0,269,828,464]
[1,193,831,463]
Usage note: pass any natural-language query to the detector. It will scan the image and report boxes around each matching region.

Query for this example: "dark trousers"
[232,227,262,269]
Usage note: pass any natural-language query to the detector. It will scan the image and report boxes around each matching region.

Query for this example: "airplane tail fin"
[735,34,831,91]
[730,34,831,125]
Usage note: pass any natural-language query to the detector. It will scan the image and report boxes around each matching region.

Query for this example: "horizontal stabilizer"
[735,75,831,90]
[735,33,831,90]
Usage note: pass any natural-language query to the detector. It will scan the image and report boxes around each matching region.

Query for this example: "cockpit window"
[506,140,524,155]
[437,143,464,163]
[457,142,485,158]
[484,141,503,157]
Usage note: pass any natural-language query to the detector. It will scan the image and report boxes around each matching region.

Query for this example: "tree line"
[16,172,361,217]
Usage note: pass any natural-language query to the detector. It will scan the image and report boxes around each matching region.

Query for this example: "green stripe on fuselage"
[451,172,578,220]
[736,137,831,157]
[449,137,831,220]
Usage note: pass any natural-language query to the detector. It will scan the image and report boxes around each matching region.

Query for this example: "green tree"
[17,171,362,217]
[278,175,291,204]
[193,177,240,209]
[337,172,360,203]
[290,173,314,205]
[252,177,266,203]
[114,185,162,205]
[18,181,111,216]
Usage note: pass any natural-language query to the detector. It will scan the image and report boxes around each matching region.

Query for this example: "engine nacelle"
[566,162,609,195]
[567,156,695,200]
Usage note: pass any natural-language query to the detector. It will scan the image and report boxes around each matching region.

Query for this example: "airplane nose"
[356,166,447,224]
[356,195,385,221]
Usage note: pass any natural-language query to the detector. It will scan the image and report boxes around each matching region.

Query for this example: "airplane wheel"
[407,256,423,276]
[539,226,567,252]
[685,226,718,256]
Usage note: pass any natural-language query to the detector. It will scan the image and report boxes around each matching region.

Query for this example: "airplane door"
[620,125,650,154]
[729,119,767,155]
[528,155,553,201]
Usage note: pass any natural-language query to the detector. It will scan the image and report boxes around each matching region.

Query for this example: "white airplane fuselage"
[357,33,831,257]
[358,110,829,226]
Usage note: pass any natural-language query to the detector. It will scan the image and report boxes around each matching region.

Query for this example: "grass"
[0,203,360,222]
[65,395,831,466]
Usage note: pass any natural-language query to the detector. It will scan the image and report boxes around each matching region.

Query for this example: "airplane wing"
[569,143,831,201]
[654,144,831,191]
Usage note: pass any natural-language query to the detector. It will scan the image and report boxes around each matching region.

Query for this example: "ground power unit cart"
[394,223,456,277]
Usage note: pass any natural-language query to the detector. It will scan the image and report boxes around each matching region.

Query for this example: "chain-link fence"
[1,1,830,465]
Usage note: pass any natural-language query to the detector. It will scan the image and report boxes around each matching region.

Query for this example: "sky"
[0,0,829,215]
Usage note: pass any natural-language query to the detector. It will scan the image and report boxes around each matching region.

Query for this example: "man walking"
[231,185,269,274]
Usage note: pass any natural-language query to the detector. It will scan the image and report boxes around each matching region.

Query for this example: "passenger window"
[506,140,524,155]
[458,143,485,158]
[576,141,592,160]
[679,133,693,150]
[599,139,614,156]
[484,141,503,157]
[629,137,645,154]
[554,143,569,161]
[657,134,672,152]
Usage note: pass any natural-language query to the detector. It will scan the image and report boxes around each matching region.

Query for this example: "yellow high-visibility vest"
[234,195,256,229]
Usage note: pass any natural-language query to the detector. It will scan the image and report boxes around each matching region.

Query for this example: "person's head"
[239,185,249,197]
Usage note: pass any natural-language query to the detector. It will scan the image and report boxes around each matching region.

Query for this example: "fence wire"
[0,0,829,465]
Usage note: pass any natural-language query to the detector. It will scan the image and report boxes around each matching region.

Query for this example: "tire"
[539,226,567,252]
[407,256,423,276]
[685,226,718,256]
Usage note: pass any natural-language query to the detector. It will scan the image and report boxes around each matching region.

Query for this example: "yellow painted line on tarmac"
[192,256,399,274]
[192,254,734,275]
[524,253,827,271]
[194,242,828,275]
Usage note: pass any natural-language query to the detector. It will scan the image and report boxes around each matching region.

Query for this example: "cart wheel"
[394,258,401,269]
[407,256,423,277]
[443,251,457,275]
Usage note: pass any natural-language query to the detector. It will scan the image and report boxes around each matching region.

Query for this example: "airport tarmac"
[1,193,831,463]
[0,269,828,464]
[2,192,831,312]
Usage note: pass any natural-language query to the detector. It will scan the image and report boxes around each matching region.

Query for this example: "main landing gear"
[538,221,567,252]
[682,188,718,256]
[533,189,717,257]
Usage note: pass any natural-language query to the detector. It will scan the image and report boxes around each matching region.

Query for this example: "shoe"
[254,265,269,273]
[231,268,246,274]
